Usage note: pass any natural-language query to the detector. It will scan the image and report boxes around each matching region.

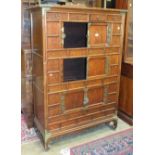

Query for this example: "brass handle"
[95,32,99,37]
[49,73,53,77]
[117,26,120,30]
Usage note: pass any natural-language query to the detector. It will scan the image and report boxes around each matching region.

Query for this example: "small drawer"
[48,93,61,106]
[47,37,62,49]
[47,22,60,35]
[48,104,62,116]
[113,23,121,34]
[47,59,60,72]
[90,14,106,22]
[47,12,68,21]
[107,93,117,103]
[69,13,88,21]
[107,15,122,22]
[48,72,61,84]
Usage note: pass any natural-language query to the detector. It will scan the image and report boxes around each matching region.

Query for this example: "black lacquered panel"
[63,58,87,82]
[64,22,88,48]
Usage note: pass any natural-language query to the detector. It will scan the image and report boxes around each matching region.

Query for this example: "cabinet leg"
[44,143,49,151]
[107,119,118,130]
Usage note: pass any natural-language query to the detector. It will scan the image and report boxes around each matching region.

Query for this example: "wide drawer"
[90,14,106,22]
[107,15,122,22]
[48,102,116,123]
[48,107,116,131]
[47,12,68,21]
[69,13,88,21]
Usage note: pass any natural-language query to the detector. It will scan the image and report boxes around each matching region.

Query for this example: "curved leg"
[108,119,118,130]
[44,138,52,151]
[44,142,49,151]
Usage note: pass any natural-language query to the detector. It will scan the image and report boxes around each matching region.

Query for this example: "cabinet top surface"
[29,4,127,13]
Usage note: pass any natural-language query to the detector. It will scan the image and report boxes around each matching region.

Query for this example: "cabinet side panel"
[31,9,45,128]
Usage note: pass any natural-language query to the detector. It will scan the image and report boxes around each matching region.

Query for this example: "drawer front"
[89,23,107,47]
[88,57,106,77]
[48,72,61,84]
[107,15,122,22]
[90,14,106,22]
[65,91,84,110]
[113,23,121,34]
[110,36,121,46]
[47,22,61,35]
[47,59,60,72]
[48,109,116,130]
[88,87,104,105]
[48,104,62,116]
[69,13,88,21]
[47,12,68,21]
[48,93,61,106]
[47,37,62,49]
[48,103,116,130]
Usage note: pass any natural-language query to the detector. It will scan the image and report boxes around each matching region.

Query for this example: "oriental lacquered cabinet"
[30,5,126,150]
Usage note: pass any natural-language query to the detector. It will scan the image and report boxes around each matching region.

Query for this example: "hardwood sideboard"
[30,5,126,150]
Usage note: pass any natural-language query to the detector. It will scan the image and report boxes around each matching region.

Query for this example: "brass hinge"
[106,23,112,46]
[105,56,110,75]
[104,86,108,104]
[83,88,89,106]
[60,92,65,112]
[87,26,90,48]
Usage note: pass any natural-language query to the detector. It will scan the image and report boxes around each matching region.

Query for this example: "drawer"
[69,13,88,21]
[47,72,61,84]
[48,93,61,106]
[105,47,120,53]
[88,23,107,47]
[48,103,116,123]
[88,57,106,77]
[110,36,121,46]
[113,23,121,34]
[110,65,120,75]
[47,59,60,72]
[110,55,120,65]
[47,22,61,35]
[107,93,118,103]
[90,14,106,22]
[48,108,116,131]
[47,37,62,49]
[65,91,84,110]
[107,15,122,22]
[47,12,68,21]
[48,104,62,116]
[108,83,118,93]
[88,87,104,105]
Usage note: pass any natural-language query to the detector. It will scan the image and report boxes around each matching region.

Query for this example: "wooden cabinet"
[118,0,133,124]
[21,1,36,128]
[30,6,126,150]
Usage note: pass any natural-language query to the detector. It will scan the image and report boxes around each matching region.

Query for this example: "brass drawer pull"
[117,26,120,30]
[95,32,99,37]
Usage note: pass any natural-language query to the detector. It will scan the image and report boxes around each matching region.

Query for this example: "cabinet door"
[88,56,106,77]
[47,22,62,49]
[88,23,107,47]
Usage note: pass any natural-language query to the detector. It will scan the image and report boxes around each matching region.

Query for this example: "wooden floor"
[21,118,132,155]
